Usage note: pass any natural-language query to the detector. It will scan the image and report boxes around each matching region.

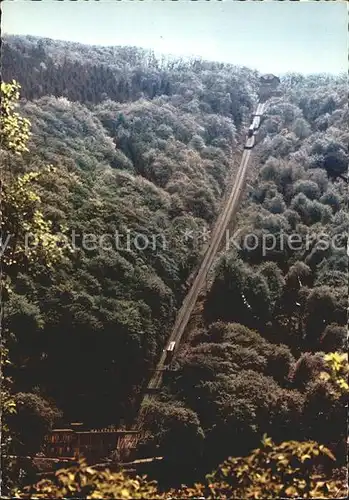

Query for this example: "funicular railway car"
[244,135,255,150]
[165,341,176,363]
[251,115,261,130]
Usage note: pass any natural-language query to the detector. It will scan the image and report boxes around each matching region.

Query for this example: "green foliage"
[289,352,326,390]
[293,180,321,200]
[1,38,257,433]
[320,324,347,352]
[15,439,347,499]
[0,81,67,277]
[165,322,300,464]
[303,286,337,344]
[192,437,344,499]
[1,169,65,275]
[299,352,348,454]
[0,81,31,154]
[8,392,62,456]
[140,399,205,464]
[179,70,347,475]
[1,36,347,494]
[204,257,274,327]
[0,81,67,494]
[291,117,311,139]
[320,352,348,394]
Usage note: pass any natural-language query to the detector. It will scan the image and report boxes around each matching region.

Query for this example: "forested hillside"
[141,70,348,476]
[2,35,258,429]
[1,34,347,496]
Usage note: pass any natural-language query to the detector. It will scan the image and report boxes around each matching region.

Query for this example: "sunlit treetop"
[0,80,31,155]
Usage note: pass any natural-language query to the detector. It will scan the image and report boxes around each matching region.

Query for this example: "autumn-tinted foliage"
[18,438,347,499]
[1,81,66,494]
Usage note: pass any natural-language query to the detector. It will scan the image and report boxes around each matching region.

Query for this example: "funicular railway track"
[138,75,281,415]
[143,141,254,397]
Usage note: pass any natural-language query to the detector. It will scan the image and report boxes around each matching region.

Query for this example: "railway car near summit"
[244,74,280,150]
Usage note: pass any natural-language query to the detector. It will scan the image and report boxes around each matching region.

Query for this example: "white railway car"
[252,116,261,130]
[244,136,255,149]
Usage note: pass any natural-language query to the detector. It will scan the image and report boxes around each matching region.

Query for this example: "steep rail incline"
[139,102,265,410]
